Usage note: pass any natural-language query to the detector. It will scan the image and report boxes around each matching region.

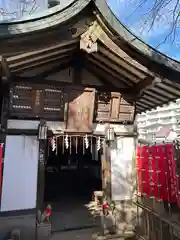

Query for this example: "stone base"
[0,214,36,240]
[114,200,137,234]
[100,200,137,237]
[36,222,51,240]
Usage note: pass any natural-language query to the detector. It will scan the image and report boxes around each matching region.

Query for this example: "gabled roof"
[0,0,180,113]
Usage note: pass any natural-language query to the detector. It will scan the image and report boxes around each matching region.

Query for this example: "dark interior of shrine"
[44,136,102,230]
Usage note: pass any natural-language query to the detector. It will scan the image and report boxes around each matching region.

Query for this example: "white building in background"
[136,99,180,143]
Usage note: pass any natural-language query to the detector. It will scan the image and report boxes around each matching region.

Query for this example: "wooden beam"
[72,52,83,85]
[11,56,71,73]
[13,75,131,94]
[98,45,147,79]
[93,51,140,84]
[7,39,78,64]
[9,47,76,72]
[1,56,11,83]
[84,61,132,94]
[136,98,156,108]
[28,61,72,79]
[82,20,151,78]
[93,18,152,75]
[85,61,116,86]
[95,14,180,84]
[133,76,156,93]
[131,77,178,101]
[86,56,133,88]
[143,90,167,101]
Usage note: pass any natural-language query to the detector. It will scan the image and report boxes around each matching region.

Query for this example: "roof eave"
[93,0,180,82]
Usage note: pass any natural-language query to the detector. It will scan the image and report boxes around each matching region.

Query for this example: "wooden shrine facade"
[9,82,135,132]
[1,1,180,239]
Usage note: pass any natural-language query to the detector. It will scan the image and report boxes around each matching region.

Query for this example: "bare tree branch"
[124,0,180,47]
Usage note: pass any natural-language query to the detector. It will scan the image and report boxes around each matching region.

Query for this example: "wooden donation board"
[9,83,66,120]
[65,88,95,133]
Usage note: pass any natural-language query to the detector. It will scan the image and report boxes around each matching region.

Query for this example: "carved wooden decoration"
[80,22,99,54]
[95,92,135,123]
[95,92,111,121]
[65,88,95,133]
[118,97,135,122]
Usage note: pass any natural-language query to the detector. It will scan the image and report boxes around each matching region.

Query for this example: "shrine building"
[0,0,180,239]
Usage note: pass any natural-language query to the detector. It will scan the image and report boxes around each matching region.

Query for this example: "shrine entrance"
[43,134,103,232]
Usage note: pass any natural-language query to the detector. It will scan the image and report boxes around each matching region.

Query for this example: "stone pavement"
[51,228,98,240]
[50,228,137,240]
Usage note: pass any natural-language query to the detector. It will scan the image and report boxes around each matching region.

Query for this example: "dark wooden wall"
[8,82,135,129]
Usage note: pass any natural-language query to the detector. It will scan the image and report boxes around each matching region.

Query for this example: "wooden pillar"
[101,131,139,237]
[0,57,11,207]
[113,134,137,236]
[100,138,117,236]
[101,144,106,198]
[36,138,46,210]
[103,142,112,204]
[0,56,11,143]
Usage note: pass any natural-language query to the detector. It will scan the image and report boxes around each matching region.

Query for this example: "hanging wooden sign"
[32,88,43,117]
[9,83,65,120]
[65,88,95,133]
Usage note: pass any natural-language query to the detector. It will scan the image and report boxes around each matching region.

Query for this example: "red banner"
[137,143,180,204]
[137,145,150,197]
[0,144,3,197]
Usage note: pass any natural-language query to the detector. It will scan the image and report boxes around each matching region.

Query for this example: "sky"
[107,0,180,61]
[0,0,179,61]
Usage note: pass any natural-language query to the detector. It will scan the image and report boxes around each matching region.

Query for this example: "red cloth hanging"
[137,145,150,197]
[165,144,178,203]
[136,145,143,196]
[176,174,180,208]
[0,144,3,197]
[136,143,178,202]
[149,145,160,200]
[156,144,168,201]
